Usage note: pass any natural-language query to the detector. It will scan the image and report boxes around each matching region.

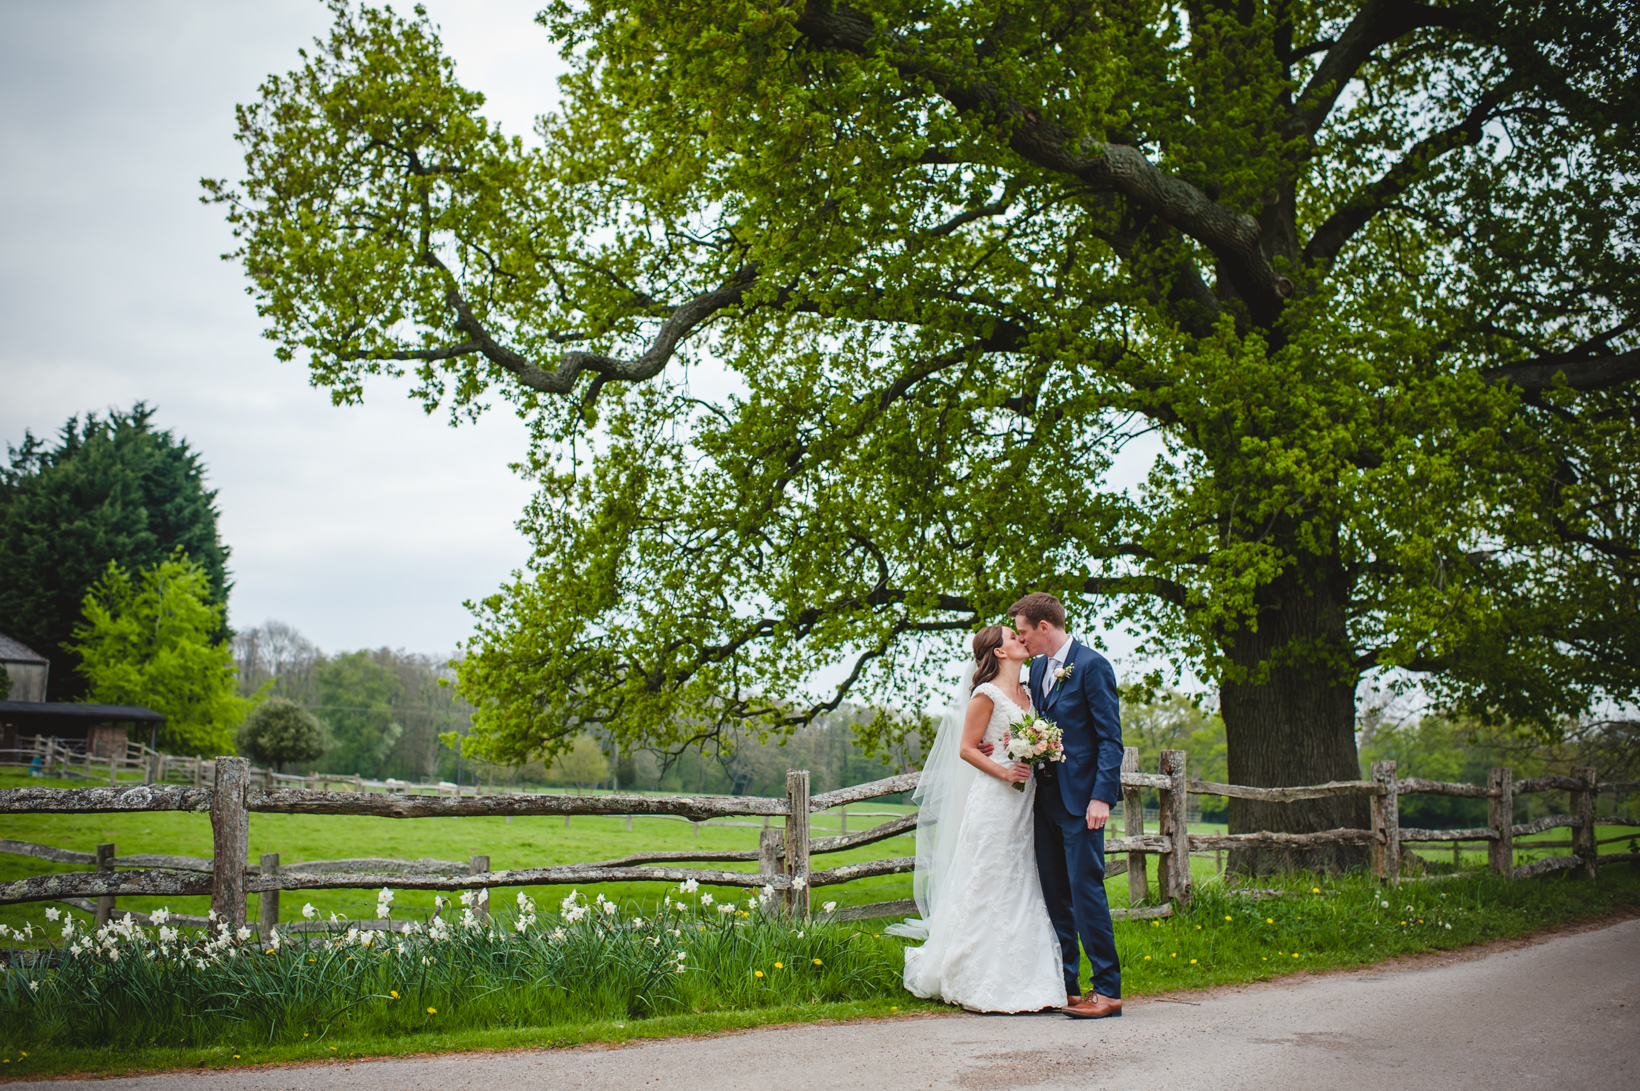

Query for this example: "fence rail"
[3,749,1637,931]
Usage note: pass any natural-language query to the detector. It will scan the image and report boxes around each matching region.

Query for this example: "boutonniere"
[1053,663,1074,690]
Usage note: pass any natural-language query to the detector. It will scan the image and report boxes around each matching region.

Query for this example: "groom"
[1011,592,1124,1019]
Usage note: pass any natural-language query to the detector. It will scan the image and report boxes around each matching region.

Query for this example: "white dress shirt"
[1041,634,1075,701]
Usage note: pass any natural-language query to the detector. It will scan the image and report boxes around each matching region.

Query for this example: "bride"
[891,625,1067,1013]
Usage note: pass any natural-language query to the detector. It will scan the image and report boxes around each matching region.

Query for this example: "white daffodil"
[717,904,734,915]
[700,892,714,906]
[44,907,60,922]
[792,875,807,890]
[236,925,252,941]
[679,878,699,894]
[302,903,317,920]
[823,901,838,914]
[151,907,171,925]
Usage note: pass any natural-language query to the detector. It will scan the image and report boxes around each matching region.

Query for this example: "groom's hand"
[976,740,994,757]
[1086,799,1111,830]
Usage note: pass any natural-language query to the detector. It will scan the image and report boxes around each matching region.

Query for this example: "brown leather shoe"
[1066,994,1081,1007]
[1062,994,1122,1019]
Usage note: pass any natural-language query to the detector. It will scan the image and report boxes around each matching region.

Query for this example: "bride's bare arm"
[959,695,1031,784]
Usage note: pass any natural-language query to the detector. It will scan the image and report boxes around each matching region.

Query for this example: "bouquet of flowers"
[1000,711,1066,791]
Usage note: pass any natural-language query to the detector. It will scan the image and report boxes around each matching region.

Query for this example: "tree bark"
[1220,560,1370,873]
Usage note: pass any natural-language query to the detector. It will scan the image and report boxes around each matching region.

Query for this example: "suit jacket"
[1030,640,1124,815]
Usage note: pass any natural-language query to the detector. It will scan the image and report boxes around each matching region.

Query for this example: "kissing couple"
[887,593,1125,1018]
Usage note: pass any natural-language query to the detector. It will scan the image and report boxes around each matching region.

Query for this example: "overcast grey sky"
[1,0,566,657]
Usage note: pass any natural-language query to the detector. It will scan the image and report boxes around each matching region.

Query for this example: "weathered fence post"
[1121,747,1148,905]
[211,756,250,931]
[1487,768,1514,877]
[95,842,115,926]
[1571,766,1597,879]
[784,770,811,918]
[758,827,783,911]
[1370,761,1400,883]
[469,855,490,925]
[259,852,280,936]
[839,807,848,835]
[1158,750,1190,904]
[109,754,118,786]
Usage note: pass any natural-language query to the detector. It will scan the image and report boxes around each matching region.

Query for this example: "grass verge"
[2,865,1636,1080]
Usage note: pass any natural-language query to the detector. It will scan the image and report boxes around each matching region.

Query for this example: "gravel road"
[17,916,1637,1091]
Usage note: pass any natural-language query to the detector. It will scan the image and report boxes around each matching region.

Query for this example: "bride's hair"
[971,624,1006,688]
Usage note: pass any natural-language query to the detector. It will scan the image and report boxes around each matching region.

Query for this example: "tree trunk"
[1220,559,1369,874]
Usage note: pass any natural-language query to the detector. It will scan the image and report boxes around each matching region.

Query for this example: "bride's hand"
[1000,762,1031,784]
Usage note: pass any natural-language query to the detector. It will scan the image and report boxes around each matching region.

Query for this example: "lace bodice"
[973,681,1031,746]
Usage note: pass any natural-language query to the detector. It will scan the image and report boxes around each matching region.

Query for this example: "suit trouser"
[1034,788,1121,999]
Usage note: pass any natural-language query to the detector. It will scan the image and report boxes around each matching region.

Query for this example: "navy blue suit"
[1031,641,1124,999]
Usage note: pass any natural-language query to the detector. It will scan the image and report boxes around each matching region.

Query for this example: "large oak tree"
[210,0,1638,865]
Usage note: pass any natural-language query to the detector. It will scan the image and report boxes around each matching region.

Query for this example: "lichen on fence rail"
[1187,779,1381,802]
[1186,828,1381,851]
[1396,777,1499,799]
[246,787,791,821]
[1399,825,1499,842]
[0,785,211,814]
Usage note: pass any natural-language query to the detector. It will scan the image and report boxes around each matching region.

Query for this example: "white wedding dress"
[900,681,1066,1012]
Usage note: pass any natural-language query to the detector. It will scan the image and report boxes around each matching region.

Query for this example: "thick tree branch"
[1484,348,1640,392]
[1303,79,1512,269]
[793,2,1293,327]
[1083,574,1191,610]
[364,254,755,394]
[1293,0,1469,137]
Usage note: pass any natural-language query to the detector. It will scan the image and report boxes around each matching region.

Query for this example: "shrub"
[237,697,326,772]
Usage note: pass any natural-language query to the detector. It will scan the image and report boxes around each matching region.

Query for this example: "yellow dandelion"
[1189,959,1197,964]
[1266,918,1273,923]
[813,958,823,966]
[1292,953,1299,958]
[233,1055,240,1059]
[1224,916,1232,921]
[390,990,399,999]
[773,962,783,969]
[1144,955,1151,960]
[754,970,764,978]
[1171,952,1177,957]
[427,1006,437,1014]
[1312,887,1320,893]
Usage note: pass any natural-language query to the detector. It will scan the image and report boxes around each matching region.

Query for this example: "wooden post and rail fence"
[1,751,1636,934]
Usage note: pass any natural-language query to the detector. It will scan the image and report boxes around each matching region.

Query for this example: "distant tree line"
[232,620,474,783]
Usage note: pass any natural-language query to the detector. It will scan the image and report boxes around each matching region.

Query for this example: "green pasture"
[1,768,1636,941]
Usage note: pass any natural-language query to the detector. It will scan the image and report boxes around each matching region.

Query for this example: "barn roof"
[0,633,49,664]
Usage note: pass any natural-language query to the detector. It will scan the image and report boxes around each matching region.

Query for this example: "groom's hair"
[1009,592,1066,629]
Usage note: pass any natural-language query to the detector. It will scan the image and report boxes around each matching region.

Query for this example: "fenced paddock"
[1,750,1636,935]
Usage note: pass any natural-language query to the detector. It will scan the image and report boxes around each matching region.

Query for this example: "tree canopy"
[0,404,231,701]
[211,1,1638,845]
[236,696,328,772]
[313,650,405,779]
[71,553,252,754]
